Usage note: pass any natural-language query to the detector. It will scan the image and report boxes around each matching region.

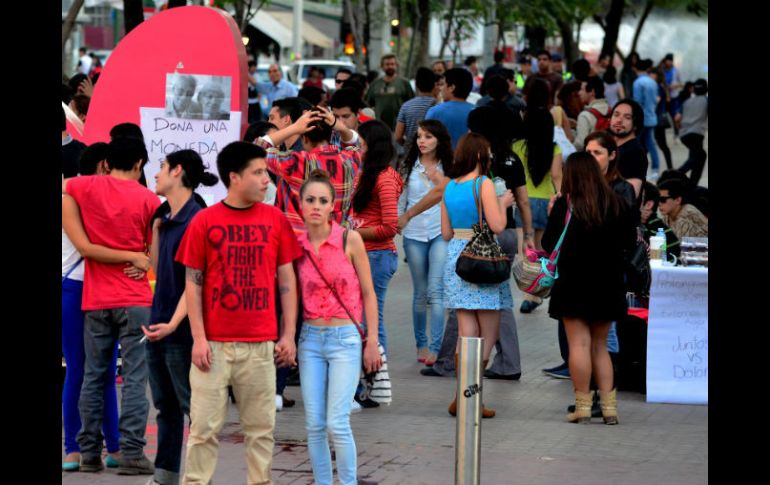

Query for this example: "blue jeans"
[298,324,362,485]
[146,340,192,484]
[403,236,447,354]
[78,306,151,460]
[640,126,660,171]
[61,278,120,455]
[366,250,398,353]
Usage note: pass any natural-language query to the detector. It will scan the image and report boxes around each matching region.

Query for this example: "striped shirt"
[397,95,437,149]
[349,167,404,252]
[257,139,361,235]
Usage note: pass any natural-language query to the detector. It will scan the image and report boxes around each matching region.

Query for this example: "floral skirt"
[443,238,513,310]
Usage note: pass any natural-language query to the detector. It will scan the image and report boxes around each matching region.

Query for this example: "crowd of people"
[61,45,708,484]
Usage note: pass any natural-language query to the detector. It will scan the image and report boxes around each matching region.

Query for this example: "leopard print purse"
[455,177,512,284]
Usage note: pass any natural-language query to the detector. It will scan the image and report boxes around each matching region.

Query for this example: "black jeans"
[654,125,673,170]
[146,340,192,483]
[678,133,707,185]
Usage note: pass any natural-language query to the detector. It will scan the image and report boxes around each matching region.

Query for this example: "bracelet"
[524,232,534,239]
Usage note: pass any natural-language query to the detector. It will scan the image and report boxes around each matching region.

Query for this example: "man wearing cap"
[515,56,531,91]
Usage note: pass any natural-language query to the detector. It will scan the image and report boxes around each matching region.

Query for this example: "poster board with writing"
[646,266,708,404]
[140,107,241,207]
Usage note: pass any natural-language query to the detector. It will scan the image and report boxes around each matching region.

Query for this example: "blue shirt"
[444,176,487,229]
[256,79,299,109]
[150,196,205,345]
[632,74,658,127]
[425,100,475,149]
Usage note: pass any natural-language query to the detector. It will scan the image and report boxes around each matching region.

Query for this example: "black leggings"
[678,133,707,185]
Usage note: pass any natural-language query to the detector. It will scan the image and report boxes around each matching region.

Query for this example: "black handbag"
[455,177,512,284]
[625,225,651,295]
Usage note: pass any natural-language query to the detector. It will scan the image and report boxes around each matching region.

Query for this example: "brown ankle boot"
[598,389,619,425]
[481,360,496,418]
[448,354,459,416]
[567,390,594,423]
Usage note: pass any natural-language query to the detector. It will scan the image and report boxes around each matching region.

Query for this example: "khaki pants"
[183,341,276,485]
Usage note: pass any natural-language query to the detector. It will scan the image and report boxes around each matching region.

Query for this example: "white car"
[288,59,356,91]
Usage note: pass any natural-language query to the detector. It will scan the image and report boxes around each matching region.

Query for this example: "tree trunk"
[525,26,546,52]
[630,0,655,56]
[600,0,624,60]
[411,0,430,77]
[344,0,364,72]
[363,0,371,72]
[62,0,86,76]
[167,0,187,7]
[124,0,145,35]
[438,0,457,61]
[557,19,576,66]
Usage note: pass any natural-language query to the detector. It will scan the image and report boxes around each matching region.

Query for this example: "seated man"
[657,178,708,238]
[640,181,681,258]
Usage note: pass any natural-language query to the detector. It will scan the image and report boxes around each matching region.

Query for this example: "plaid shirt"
[257,137,361,235]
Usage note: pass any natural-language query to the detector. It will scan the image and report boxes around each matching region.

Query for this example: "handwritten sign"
[140,107,241,206]
[646,266,708,404]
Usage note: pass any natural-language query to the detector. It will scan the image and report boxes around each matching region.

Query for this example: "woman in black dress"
[542,152,636,424]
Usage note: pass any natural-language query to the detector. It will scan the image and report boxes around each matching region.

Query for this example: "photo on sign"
[164,73,232,120]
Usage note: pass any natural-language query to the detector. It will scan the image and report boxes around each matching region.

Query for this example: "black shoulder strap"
[343,228,349,252]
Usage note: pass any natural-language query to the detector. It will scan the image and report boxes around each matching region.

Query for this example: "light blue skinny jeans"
[298,323,362,485]
[403,235,447,354]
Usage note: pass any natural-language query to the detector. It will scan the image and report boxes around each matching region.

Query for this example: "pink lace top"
[297,221,363,322]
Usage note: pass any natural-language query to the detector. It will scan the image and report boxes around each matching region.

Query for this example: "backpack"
[586,107,611,131]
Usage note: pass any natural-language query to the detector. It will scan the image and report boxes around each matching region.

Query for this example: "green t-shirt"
[366,77,415,130]
[512,139,561,199]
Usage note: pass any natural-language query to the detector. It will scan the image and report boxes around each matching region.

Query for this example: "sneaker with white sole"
[351,399,362,414]
[275,394,283,412]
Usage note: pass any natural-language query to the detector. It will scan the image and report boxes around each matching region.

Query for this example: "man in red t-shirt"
[176,142,302,484]
[62,137,160,475]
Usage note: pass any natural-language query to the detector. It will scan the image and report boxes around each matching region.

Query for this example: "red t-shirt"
[175,202,302,342]
[67,175,160,310]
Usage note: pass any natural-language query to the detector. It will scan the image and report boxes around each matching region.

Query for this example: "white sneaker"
[649,170,660,181]
[350,399,362,414]
[275,394,283,412]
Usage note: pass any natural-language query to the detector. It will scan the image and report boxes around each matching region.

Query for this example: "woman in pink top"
[296,170,382,485]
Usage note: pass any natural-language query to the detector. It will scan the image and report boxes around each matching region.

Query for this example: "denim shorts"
[515,197,550,230]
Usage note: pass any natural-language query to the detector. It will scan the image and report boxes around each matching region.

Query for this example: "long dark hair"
[522,107,554,186]
[352,120,395,213]
[400,119,454,184]
[468,105,523,174]
[561,152,620,227]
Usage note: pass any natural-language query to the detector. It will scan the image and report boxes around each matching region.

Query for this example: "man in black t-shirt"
[609,99,648,199]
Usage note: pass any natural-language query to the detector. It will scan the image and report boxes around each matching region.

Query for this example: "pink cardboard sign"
[69,6,248,144]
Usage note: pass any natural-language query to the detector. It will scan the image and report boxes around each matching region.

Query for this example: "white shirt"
[398,159,443,242]
[78,54,92,75]
[62,194,84,281]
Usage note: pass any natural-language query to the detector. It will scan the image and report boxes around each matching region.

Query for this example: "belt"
[453,229,475,240]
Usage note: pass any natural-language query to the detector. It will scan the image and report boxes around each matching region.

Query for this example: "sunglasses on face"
[658,196,672,203]
[335,79,344,84]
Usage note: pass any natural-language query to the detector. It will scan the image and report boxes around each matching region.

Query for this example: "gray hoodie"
[574,98,610,150]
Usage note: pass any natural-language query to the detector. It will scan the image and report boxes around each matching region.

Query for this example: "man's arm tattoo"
[279,285,290,295]
[186,267,203,286]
